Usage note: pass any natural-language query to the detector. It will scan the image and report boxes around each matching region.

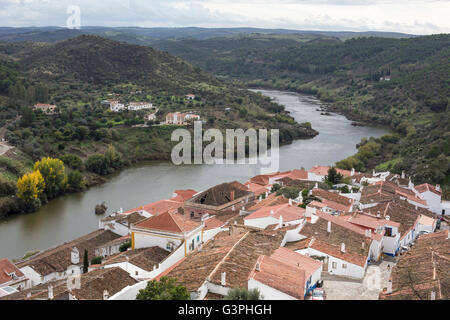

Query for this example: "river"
[0,90,389,259]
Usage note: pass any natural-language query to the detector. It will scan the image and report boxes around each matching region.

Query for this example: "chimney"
[103,290,109,300]
[288,198,292,206]
[221,272,226,286]
[362,241,365,250]
[230,191,235,201]
[255,263,260,272]
[270,210,274,215]
[231,205,235,211]
[376,211,381,218]
[119,208,123,214]
[71,247,80,265]
[314,183,318,189]
[365,229,372,238]
[372,169,375,176]
[279,215,284,228]
[340,242,346,253]
[48,285,54,300]
[385,215,390,221]
[436,184,440,192]
[351,168,355,176]
[387,280,392,294]
[401,171,405,179]
[327,221,331,233]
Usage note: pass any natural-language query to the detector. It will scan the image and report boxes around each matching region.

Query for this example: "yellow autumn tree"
[16,170,45,202]
[34,157,66,198]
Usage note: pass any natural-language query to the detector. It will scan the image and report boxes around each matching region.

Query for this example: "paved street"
[322,257,396,300]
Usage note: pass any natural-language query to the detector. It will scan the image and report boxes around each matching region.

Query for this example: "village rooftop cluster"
[0,165,449,300]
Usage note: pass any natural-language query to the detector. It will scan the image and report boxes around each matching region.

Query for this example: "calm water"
[0,90,388,259]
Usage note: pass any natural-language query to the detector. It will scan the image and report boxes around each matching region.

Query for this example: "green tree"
[83,249,89,274]
[324,167,343,185]
[136,277,190,300]
[224,288,263,300]
[119,240,132,252]
[67,170,84,191]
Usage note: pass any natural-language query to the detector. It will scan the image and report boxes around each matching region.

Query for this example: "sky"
[0,0,449,35]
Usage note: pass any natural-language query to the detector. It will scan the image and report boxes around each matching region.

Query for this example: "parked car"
[311,288,327,300]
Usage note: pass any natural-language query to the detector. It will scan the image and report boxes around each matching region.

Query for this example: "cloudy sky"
[0,0,449,35]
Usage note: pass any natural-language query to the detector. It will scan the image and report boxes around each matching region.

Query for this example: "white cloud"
[0,0,448,34]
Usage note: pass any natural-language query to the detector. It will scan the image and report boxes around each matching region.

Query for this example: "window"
[385,227,392,237]
[190,212,195,218]
[135,271,139,276]
[342,264,347,269]
[332,262,337,269]
[197,235,200,242]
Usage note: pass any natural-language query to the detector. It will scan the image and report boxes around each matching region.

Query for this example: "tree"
[119,240,132,252]
[16,171,45,203]
[34,157,66,199]
[83,249,89,274]
[324,167,343,185]
[67,170,84,191]
[136,277,190,300]
[224,288,263,300]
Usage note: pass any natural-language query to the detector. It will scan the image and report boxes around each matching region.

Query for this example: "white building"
[131,211,203,257]
[414,183,442,215]
[127,102,153,111]
[109,100,125,112]
[0,258,28,292]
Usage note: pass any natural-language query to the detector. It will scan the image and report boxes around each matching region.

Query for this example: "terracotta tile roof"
[1,267,137,300]
[249,255,306,299]
[166,232,246,291]
[134,211,201,233]
[203,217,226,231]
[170,189,198,202]
[287,169,309,180]
[249,175,270,186]
[167,230,284,291]
[299,214,372,267]
[247,194,289,211]
[312,188,353,207]
[270,247,322,279]
[188,181,253,206]
[361,181,427,206]
[244,203,305,222]
[380,230,450,300]
[243,182,269,196]
[125,199,183,216]
[415,183,441,196]
[362,199,436,236]
[16,230,121,276]
[0,259,25,285]
[102,247,170,271]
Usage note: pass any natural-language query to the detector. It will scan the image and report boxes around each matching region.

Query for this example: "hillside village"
[0,165,449,300]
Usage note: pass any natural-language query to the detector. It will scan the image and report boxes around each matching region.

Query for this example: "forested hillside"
[150,34,450,195]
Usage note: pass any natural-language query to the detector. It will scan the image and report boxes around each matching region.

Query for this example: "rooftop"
[0,258,25,285]
[16,230,121,276]
[134,211,201,234]
[102,247,170,272]
[244,203,305,222]
[187,181,253,207]
[1,267,137,300]
[380,230,449,300]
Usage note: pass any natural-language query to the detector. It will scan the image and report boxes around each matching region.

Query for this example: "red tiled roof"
[312,188,353,212]
[249,175,270,186]
[244,182,269,196]
[125,199,183,215]
[415,183,441,196]
[287,169,308,180]
[134,211,201,233]
[171,189,198,202]
[244,203,305,222]
[270,247,322,278]
[203,217,226,231]
[249,255,305,299]
[309,166,353,177]
[247,194,288,211]
[0,259,25,285]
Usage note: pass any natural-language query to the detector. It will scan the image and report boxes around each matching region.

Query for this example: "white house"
[244,201,305,230]
[414,183,442,215]
[131,211,203,256]
[127,102,153,111]
[108,100,125,112]
[0,259,28,292]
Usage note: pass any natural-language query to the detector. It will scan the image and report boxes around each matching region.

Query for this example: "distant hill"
[0,26,416,44]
